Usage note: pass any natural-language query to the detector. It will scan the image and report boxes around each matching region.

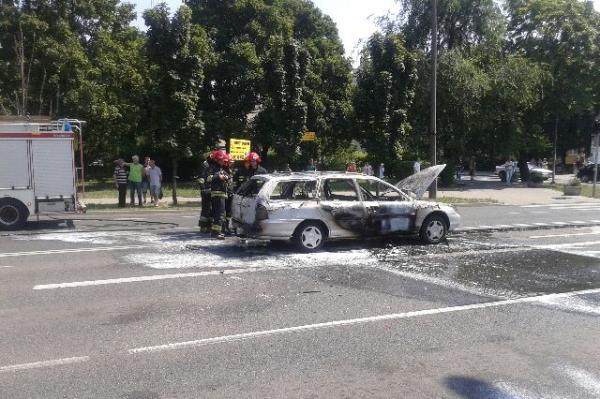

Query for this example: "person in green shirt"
[305,158,317,172]
[125,155,144,206]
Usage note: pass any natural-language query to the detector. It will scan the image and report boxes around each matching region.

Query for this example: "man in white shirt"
[147,160,162,205]
[413,159,421,174]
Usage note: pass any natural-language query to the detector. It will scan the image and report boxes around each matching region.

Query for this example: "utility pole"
[429,0,438,199]
[592,114,600,198]
[552,114,558,185]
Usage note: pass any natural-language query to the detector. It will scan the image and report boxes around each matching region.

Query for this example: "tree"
[398,0,505,51]
[507,0,600,159]
[353,32,417,175]
[144,4,209,204]
[186,0,353,167]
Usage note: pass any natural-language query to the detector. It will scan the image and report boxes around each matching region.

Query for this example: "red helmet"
[245,152,261,163]
[224,153,234,165]
[213,150,227,162]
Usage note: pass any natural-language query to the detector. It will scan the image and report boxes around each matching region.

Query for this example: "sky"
[133,0,600,65]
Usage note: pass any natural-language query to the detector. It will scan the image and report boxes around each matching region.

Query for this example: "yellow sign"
[229,138,251,161]
[302,131,316,141]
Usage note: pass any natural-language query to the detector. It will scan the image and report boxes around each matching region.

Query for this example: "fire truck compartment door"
[31,139,75,198]
[0,140,30,189]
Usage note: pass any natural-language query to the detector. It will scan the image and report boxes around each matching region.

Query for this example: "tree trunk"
[171,158,178,206]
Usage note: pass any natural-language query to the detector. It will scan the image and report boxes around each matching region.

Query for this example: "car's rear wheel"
[419,214,448,244]
[0,199,29,230]
[294,221,327,252]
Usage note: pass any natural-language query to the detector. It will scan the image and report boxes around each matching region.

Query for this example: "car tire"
[498,171,506,182]
[0,198,29,230]
[419,214,448,245]
[294,221,327,252]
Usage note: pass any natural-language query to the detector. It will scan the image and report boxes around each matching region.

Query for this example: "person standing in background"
[469,156,476,181]
[113,159,128,208]
[305,158,317,172]
[363,162,373,176]
[146,160,162,206]
[141,156,151,204]
[378,163,385,179]
[126,155,144,207]
[413,159,421,174]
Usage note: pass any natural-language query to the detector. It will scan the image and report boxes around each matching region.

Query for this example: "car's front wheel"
[294,221,327,252]
[419,214,448,244]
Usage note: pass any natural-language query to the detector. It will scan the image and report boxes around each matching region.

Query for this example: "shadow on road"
[445,376,518,399]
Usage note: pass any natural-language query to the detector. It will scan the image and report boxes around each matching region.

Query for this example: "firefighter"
[233,152,267,191]
[210,150,230,239]
[223,153,235,235]
[198,151,218,233]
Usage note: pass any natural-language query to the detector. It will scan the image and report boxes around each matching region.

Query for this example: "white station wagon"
[231,166,461,251]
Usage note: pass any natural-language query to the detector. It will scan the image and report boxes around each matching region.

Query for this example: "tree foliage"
[354,32,417,172]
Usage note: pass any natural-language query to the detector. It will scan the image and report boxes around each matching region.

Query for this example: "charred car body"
[231,166,460,251]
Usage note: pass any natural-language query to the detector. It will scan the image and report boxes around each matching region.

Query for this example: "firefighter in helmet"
[223,153,235,234]
[210,150,230,239]
[198,151,219,233]
[233,152,267,192]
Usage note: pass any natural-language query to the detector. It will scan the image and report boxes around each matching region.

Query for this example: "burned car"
[231,166,460,251]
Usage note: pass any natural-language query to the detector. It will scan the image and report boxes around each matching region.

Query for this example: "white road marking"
[0,266,14,269]
[128,288,600,354]
[522,203,600,208]
[0,356,89,373]
[551,221,568,225]
[495,225,513,228]
[529,232,600,239]
[562,366,600,396]
[569,220,587,224]
[533,222,549,226]
[33,264,317,290]
[550,207,600,211]
[478,225,494,229]
[0,245,152,258]
[536,240,600,249]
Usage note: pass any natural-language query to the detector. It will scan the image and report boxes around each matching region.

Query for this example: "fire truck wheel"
[0,199,29,230]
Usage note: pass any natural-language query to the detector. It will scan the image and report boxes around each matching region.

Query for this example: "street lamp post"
[429,0,438,199]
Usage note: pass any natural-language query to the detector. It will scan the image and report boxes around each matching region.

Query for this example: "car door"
[235,178,266,224]
[357,178,414,235]
[318,178,366,236]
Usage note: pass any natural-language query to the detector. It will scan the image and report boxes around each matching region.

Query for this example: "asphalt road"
[1,206,599,398]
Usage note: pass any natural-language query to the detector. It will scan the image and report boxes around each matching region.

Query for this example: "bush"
[530,172,544,183]
[439,161,456,187]
[568,177,581,186]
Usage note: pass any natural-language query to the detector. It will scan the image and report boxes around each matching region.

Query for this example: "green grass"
[82,178,199,199]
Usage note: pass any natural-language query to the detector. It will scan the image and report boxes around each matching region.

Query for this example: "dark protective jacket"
[199,160,218,192]
[210,166,231,197]
[233,165,267,191]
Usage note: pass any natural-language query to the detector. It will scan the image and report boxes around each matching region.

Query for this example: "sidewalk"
[432,172,600,206]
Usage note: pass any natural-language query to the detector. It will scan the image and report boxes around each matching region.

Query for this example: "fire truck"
[0,119,85,230]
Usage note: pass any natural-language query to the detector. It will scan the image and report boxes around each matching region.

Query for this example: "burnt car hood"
[395,164,446,199]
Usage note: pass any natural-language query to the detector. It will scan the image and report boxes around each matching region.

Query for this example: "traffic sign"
[302,131,316,141]
[229,138,251,161]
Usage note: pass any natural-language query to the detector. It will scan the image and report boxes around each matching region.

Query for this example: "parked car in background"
[576,163,598,183]
[231,166,461,251]
[495,162,552,182]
